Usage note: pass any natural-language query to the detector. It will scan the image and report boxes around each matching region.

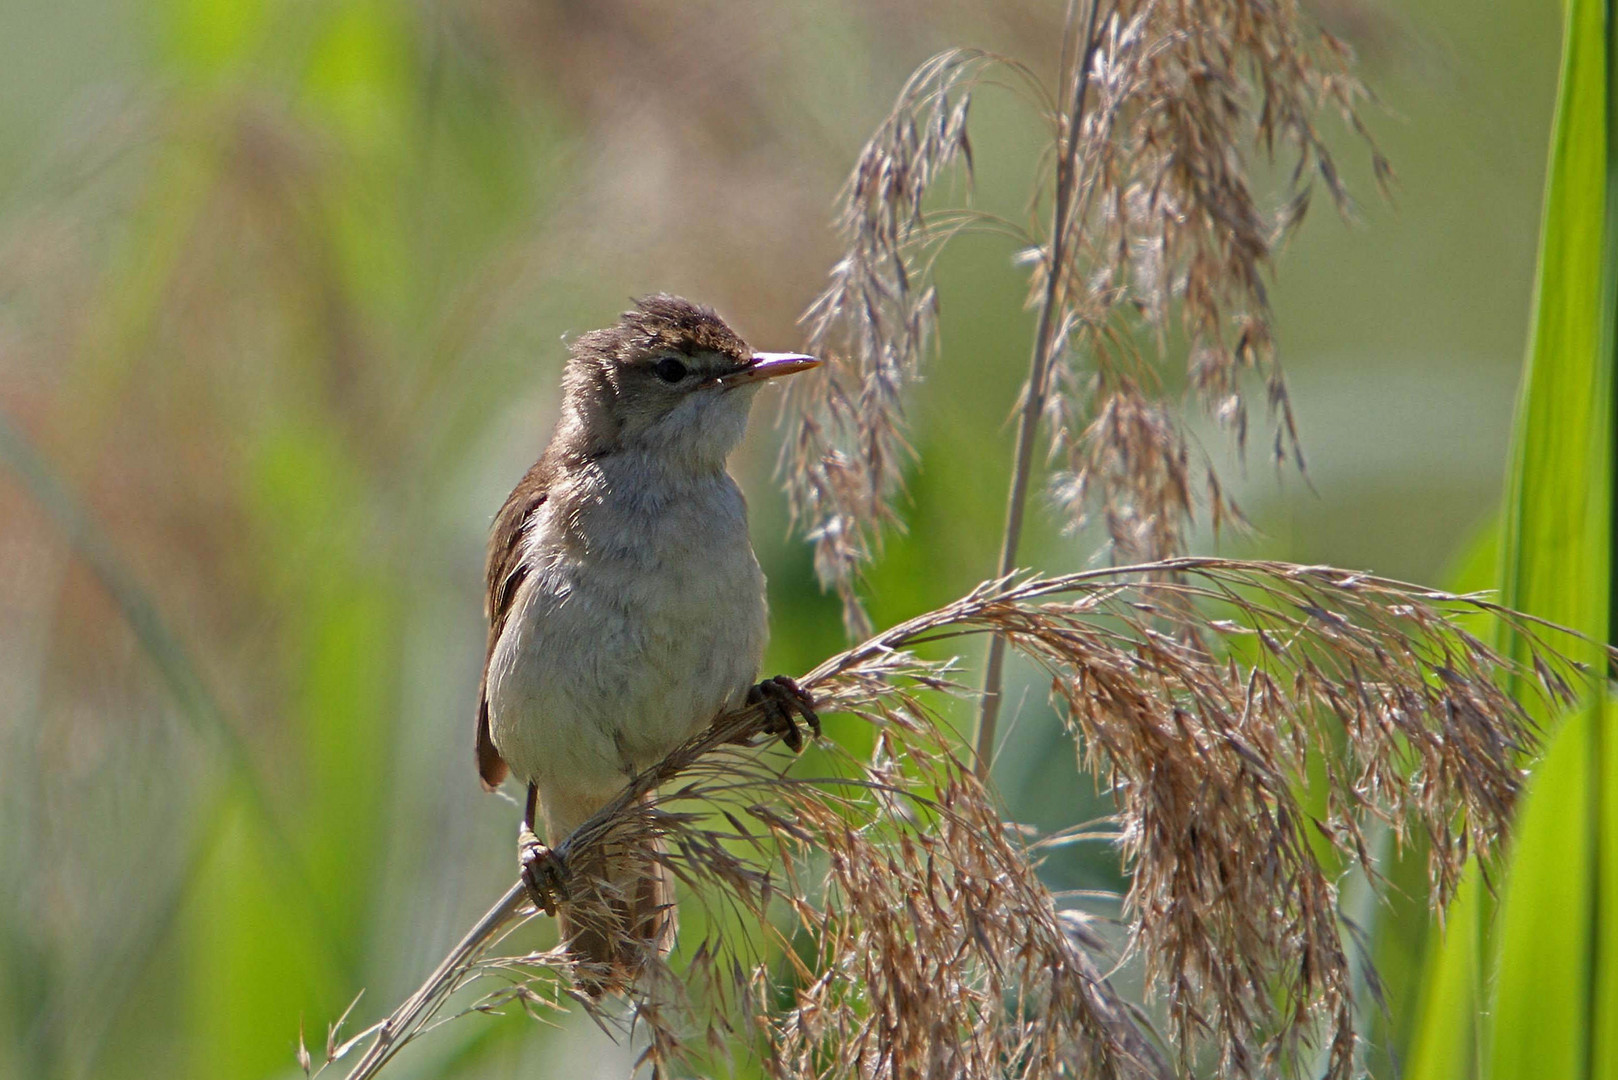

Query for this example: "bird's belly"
[487,538,766,800]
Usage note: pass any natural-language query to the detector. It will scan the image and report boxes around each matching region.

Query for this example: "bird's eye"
[652,356,689,384]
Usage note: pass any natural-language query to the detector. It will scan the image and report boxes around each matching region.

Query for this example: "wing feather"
[476,454,554,790]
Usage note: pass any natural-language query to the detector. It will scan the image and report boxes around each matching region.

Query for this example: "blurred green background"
[0,1,1563,1077]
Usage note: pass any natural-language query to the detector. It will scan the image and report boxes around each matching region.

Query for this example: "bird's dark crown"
[573,294,752,367]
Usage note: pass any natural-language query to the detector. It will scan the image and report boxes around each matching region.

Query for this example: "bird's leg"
[519,781,568,917]
[744,675,821,753]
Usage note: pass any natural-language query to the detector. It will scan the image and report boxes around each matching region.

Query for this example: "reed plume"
[779,0,1387,772]
[322,561,1590,1080]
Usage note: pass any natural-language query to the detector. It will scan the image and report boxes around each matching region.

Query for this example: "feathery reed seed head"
[331,561,1586,1080]
[787,3,1387,629]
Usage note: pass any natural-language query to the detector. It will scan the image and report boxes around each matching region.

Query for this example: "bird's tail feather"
[553,801,676,993]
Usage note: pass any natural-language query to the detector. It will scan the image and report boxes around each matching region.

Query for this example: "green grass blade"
[1490,0,1615,1075]
[1496,0,1613,648]
[1405,0,1616,1075]
[1405,875,1486,1080]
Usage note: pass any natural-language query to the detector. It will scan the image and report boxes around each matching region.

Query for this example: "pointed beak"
[719,352,820,388]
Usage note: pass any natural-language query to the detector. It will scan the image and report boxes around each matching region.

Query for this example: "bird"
[475,294,820,988]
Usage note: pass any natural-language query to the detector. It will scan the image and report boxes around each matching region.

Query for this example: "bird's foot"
[746,675,820,753]
[519,827,569,917]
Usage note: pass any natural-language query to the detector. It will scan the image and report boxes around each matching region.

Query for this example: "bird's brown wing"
[476,455,554,791]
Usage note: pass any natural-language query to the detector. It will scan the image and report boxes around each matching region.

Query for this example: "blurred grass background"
[0,1,1566,1077]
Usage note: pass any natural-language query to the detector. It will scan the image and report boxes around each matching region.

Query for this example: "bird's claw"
[519,827,569,917]
[747,674,820,753]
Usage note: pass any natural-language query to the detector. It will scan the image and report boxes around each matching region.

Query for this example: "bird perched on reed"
[475,295,820,988]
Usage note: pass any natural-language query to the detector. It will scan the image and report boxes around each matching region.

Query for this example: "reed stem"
[973,0,1102,780]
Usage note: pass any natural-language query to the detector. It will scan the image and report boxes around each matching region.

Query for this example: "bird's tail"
[548,792,676,993]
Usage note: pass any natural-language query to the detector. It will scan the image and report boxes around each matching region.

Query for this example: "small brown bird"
[476,295,819,985]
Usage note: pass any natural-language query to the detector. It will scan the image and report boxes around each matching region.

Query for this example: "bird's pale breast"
[486,455,767,806]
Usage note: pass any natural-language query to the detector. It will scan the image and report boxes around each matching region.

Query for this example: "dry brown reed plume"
[319,559,1592,1080]
[782,0,1387,770]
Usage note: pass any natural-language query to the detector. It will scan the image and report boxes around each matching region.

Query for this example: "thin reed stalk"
[976,0,1104,780]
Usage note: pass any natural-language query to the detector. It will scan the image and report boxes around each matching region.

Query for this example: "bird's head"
[556,295,818,471]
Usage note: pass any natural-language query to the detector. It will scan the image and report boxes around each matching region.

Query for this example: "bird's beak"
[719,352,820,388]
